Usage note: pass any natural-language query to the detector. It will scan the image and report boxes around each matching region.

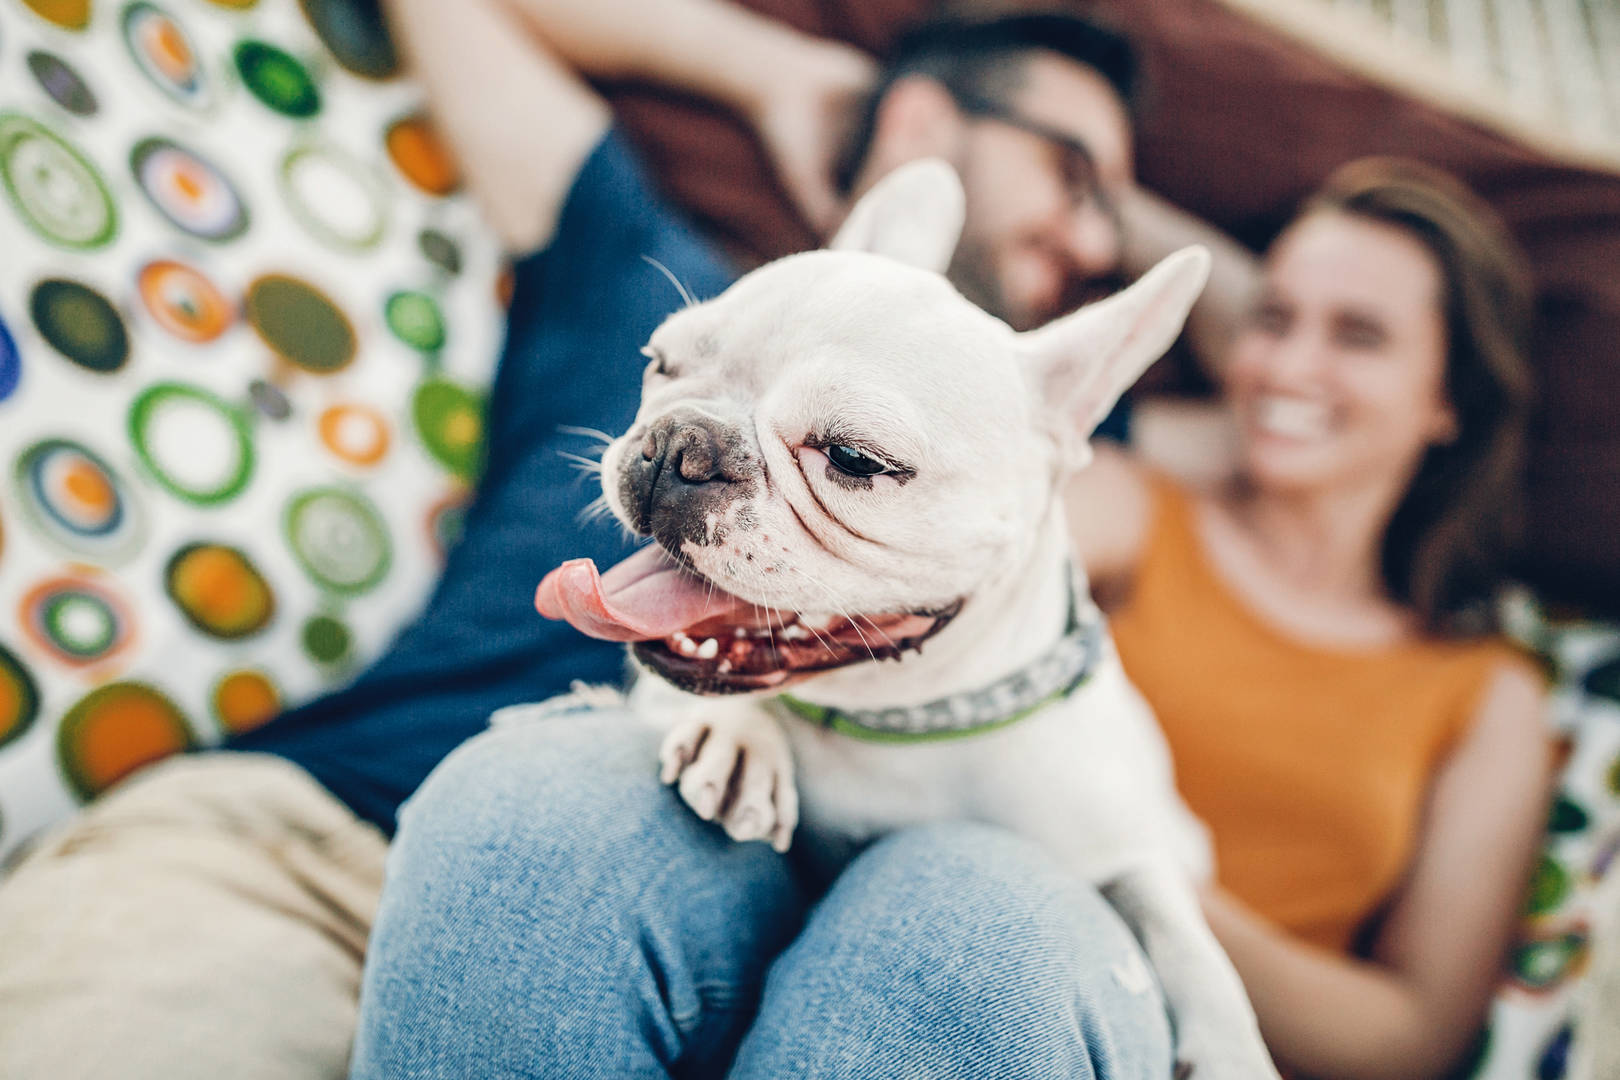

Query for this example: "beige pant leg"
[0,753,388,1080]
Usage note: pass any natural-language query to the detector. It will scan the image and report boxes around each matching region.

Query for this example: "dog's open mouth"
[535,545,960,694]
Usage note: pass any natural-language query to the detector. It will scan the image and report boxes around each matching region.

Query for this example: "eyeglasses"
[950,90,1123,238]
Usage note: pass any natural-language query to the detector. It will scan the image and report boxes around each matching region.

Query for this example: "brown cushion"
[607,0,1620,614]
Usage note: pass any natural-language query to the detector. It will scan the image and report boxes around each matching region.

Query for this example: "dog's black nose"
[621,410,757,541]
[641,420,724,485]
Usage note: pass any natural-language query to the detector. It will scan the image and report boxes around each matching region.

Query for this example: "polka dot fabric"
[1467,608,1620,1080]
[0,0,503,860]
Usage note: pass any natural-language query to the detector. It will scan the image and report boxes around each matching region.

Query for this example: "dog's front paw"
[659,713,798,853]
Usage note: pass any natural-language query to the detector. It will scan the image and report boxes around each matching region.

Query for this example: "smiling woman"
[1070,158,1553,1080]
[1246,161,1536,631]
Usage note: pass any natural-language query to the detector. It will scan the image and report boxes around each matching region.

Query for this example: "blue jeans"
[349,710,1173,1079]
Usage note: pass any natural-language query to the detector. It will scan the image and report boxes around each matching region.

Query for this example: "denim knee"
[392,707,674,873]
[837,823,1137,999]
[355,709,806,1079]
[747,821,1173,1080]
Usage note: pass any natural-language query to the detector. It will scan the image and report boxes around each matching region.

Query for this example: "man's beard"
[945,237,1016,328]
[945,237,1124,332]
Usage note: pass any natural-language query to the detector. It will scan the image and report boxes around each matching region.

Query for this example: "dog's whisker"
[556,450,604,474]
[791,610,838,657]
[762,602,780,657]
[784,569,866,657]
[640,255,697,308]
[577,495,615,526]
[785,565,886,662]
[557,424,616,446]
[846,619,881,662]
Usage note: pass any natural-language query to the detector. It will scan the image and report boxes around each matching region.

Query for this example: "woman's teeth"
[1254,396,1331,440]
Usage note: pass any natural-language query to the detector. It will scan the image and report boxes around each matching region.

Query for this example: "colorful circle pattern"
[249,378,293,421]
[412,378,484,481]
[0,313,20,403]
[236,40,321,117]
[212,669,280,734]
[30,278,130,373]
[14,439,143,563]
[419,229,462,275]
[0,644,41,751]
[28,51,99,116]
[131,137,249,242]
[165,544,275,638]
[301,613,352,665]
[285,487,391,594]
[298,0,397,78]
[137,260,234,343]
[57,682,194,800]
[426,489,469,559]
[22,576,135,666]
[0,0,503,860]
[386,291,445,351]
[1510,924,1590,994]
[385,114,460,196]
[246,274,356,373]
[20,0,91,31]
[319,404,390,467]
[279,145,386,251]
[123,3,211,111]
[128,383,255,505]
[0,113,117,249]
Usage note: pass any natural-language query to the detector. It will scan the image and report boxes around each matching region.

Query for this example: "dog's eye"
[826,444,890,477]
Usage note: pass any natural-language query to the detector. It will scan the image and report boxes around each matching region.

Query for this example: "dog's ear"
[1022,247,1211,468]
[828,158,964,274]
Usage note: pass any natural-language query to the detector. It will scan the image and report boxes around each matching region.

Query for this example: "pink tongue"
[535,545,752,642]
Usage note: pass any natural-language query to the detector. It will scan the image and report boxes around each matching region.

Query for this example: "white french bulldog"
[534,160,1280,1078]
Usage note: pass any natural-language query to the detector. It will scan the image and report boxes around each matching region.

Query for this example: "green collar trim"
[772,573,1105,744]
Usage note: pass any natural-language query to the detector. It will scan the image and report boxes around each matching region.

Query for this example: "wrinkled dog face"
[603,251,1040,620]
[581,162,1208,693]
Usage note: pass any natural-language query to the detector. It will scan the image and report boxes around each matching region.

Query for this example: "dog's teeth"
[672,632,698,657]
[734,627,748,638]
[717,659,733,673]
[696,637,719,659]
[781,625,810,641]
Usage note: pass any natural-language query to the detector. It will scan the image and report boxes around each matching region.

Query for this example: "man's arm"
[1112,186,1259,485]
[1118,184,1261,379]
[381,0,608,253]
[382,0,869,253]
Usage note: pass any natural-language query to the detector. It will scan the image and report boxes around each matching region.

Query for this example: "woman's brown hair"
[1302,158,1536,634]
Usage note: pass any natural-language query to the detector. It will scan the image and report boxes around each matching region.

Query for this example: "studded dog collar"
[771,571,1105,744]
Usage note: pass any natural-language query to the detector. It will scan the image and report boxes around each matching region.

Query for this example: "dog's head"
[538,161,1207,694]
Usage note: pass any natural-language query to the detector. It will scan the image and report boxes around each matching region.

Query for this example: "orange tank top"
[1109,473,1529,953]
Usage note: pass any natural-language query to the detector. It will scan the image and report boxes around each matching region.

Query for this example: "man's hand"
[386,0,873,253]
[747,42,877,236]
